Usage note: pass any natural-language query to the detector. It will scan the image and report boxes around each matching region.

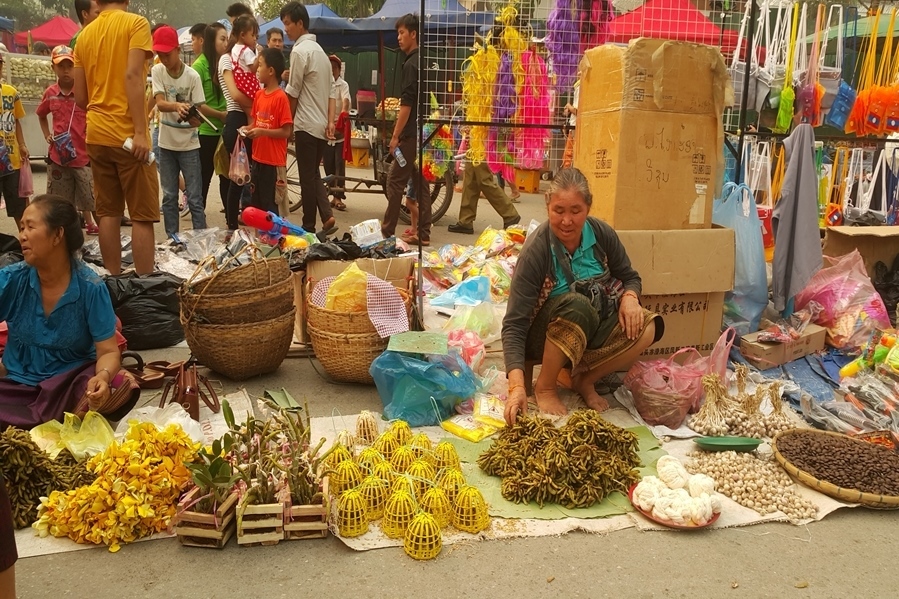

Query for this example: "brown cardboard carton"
[292,272,308,344]
[740,324,827,368]
[574,39,728,231]
[306,257,415,289]
[822,226,899,280]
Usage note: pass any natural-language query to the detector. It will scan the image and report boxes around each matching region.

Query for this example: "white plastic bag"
[114,403,205,444]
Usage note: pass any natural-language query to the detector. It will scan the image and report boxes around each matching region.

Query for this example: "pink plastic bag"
[795,250,891,350]
[623,328,736,429]
[18,160,33,198]
[229,137,251,186]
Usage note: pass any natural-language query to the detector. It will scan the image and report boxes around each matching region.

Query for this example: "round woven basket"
[307,325,387,384]
[189,257,290,295]
[185,308,296,381]
[306,283,411,335]
[772,429,899,510]
[180,275,295,325]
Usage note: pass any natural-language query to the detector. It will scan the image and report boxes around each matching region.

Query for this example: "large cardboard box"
[574,39,729,231]
[822,226,899,280]
[740,324,827,368]
[617,227,735,358]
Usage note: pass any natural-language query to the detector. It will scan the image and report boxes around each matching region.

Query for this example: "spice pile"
[478,411,642,508]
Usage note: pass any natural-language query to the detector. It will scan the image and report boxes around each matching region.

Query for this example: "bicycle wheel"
[286,147,302,213]
[398,170,456,225]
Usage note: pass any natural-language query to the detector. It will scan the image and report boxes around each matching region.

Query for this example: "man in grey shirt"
[280,1,334,233]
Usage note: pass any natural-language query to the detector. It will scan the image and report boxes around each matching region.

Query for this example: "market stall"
[2,53,54,159]
[13,16,79,50]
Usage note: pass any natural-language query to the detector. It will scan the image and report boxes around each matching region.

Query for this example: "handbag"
[774,2,800,133]
[159,361,221,421]
[864,11,897,136]
[797,4,825,126]
[846,10,881,135]
[818,5,845,111]
[759,1,790,109]
[17,159,33,198]
[730,0,761,110]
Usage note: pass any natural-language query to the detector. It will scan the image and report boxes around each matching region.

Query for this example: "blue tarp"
[353,0,494,31]
[0,17,13,32]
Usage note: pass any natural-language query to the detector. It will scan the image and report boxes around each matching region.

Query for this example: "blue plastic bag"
[712,183,768,335]
[370,351,479,427]
[430,275,491,307]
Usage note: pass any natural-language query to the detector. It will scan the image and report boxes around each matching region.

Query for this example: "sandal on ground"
[402,235,430,247]
[145,360,187,378]
[85,223,100,236]
[510,192,522,203]
[121,351,165,389]
[330,198,347,211]
[321,216,338,236]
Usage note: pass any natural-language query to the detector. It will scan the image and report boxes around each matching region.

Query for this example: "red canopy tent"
[14,16,80,49]
[607,0,740,57]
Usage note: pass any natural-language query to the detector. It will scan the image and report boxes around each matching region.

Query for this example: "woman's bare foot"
[573,375,610,412]
[534,386,568,416]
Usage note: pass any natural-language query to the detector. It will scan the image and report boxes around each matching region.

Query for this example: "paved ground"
[4,165,898,599]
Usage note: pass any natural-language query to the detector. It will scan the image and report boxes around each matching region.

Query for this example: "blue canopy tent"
[352,0,494,31]
[0,17,13,32]
[258,4,381,49]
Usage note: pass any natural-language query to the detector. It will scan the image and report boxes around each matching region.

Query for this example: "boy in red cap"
[37,45,97,234]
[151,25,207,239]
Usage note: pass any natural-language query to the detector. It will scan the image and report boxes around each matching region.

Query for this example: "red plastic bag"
[18,159,33,198]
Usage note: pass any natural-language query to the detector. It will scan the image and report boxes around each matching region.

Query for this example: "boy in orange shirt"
[240,48,292,215]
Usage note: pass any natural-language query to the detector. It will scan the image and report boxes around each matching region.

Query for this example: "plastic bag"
[105,271,184,350]
[18,159,33,198]
[370,351,479,427]
[443,302,500,344]
[431,275,491,307]
[441,413,497,442]
[30,411,115,460]
[473,393,506,429]
[712,183,767,335]
[795,250,891,350]
[447,329,486,374]
[229,137,251,186]
[113,403,205,444]
[325,263,368,312]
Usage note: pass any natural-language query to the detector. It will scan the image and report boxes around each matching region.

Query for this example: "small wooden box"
[174,489,238,549]
[351,148,370,168]
[514,169,540,193]
[284,477,330,541]
[237,502,284,546]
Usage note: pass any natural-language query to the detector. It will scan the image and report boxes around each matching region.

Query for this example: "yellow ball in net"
[371,461,396,485]
[356,447,385,471]
[407,459,437,500]
[390,445,416,473]
[420,487,452,528]
[389,420,413,445]
[356,410,380,445]
[403,512,443,560]
[372,430,400,461]
[332,459,363,495]
[437,468,467,505]
[337,489,369,538]
[434,441,461,471]
[452,485,490,534]
[381,490,417,539]
[358,475,390,521]
[325,443,353,469]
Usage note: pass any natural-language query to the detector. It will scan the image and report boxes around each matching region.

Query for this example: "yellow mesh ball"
[434,441,461,471]
[389,420,413,445]
[372,461,397,485]
[420,487,452,528]
[356,410,380,445]
[325,443,353,469]
[452,485,490,534]
[403,512,443,560]
[409,432,433,459]
[356,447,386,471]
[437,468,467,505]
[407,459,437,500]
[391,476,414,496]
[381,490,418,539]
[358,475,390,521]
[337,489,369,537]
[332,459,364,495]
[372,431,400,461]
[390,445,416,473]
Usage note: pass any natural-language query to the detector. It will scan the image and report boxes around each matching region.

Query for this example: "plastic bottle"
[122,137,156,165]
[393,146,407,168]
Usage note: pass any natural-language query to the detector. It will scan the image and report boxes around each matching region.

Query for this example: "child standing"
[37,45,97,234]
[230,16,260,101]
[0,48,29,230]
[240,48,291,215]
[151,25,207,238]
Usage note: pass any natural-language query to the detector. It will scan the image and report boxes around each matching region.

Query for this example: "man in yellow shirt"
[0,48,28,230]
[73,0,158,275]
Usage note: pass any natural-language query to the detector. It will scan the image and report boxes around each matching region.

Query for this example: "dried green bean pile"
[477,411,641,508]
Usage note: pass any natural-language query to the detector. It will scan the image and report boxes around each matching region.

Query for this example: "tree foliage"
[127,0,234,27]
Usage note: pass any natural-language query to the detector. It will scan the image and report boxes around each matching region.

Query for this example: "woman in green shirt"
[192,23,229,210]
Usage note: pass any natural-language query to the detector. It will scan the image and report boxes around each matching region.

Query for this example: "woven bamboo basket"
[180,275,295,325]
[185,309,296,380]
[306,282,411,335]
[772,429,899,510]
[190,256,290,295]
[307,325,387,384]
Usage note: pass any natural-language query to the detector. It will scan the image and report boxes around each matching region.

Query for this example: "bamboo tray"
[772,429,899,510]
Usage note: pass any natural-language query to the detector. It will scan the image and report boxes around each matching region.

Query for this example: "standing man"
[188,23,206,62]
[280,1,335,234]
[325,55,350,211]
[73,0,158,275]
[266,27,290,85]
[70,0,100,49]
[383,14,430,246]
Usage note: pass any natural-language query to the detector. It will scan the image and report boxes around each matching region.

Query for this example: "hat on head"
[51,45,74,64]
[152,25,180,54]
[0,43,7,59]
[328,54,341,67]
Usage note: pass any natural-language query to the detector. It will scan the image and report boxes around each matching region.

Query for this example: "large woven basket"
[772,429,899,510]
[181,275,294,325]
[306,282,411,335]
[185,309,296,381]
[190,256,290,295]
[307,325,387,384]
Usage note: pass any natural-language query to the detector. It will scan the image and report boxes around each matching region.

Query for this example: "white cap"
[0,42,7,55]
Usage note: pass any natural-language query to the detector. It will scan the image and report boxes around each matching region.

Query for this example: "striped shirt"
[217,54,241,113]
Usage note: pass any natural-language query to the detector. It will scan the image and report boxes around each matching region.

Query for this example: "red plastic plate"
[627,484,721,530]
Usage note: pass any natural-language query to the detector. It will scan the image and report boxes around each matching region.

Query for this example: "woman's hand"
[85,375,111,410]
[504,385,528,426]
[619,293,644,341]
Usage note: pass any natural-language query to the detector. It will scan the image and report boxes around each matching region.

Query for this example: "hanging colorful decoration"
[421,93,453,182]
[516,49,552,170]
[547,0,610,93]
[462,37,500,164]
[487,51,518,183]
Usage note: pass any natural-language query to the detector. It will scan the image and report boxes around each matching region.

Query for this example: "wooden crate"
[174,489,238,549]
[351,148,370,167]
[284,478,330,541]
[514,168,540,193]
[237,502,284,546]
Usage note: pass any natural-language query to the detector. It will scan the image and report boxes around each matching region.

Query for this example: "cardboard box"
[292,272,308,344]
[823,226,899,280]
[574,39,728,230]
[616,227,735,358]
[740,324,827,368]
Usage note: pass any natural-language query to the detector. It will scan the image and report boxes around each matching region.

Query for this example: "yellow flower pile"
[33,422,199,552]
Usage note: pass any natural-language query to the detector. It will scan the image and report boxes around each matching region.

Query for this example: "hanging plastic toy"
[332,459,364,495]
[358,475,390,521]
[389,420,413,446]
[434,441,461,471]
[452,485,490,534]
[356,447,385,472]
[407,459,437,499]
[372,430,400,461]
[437,468,467,505]
[390,445,416,474]
[420,487,453,528]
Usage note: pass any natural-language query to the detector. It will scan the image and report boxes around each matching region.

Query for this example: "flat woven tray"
[772,429,899,510]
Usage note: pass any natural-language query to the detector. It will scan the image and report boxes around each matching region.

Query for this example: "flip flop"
[145,360,186,378]
[121,351,165,389]
[331,198,347,211]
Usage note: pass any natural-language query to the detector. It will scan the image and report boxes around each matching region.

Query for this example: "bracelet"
[508,384,524,394]
[622,291,640,301]
[96,367,111,381]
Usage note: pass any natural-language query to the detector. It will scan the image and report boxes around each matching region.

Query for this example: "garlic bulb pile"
[632,457,723,526]
[690,370,795,440]
[761,383,793,436]
[686,450,817,522]
[688,374,736,436]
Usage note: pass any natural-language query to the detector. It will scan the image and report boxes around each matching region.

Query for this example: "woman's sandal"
[331,198,347,211]
[121,351,165,389]
[144,360,186,378]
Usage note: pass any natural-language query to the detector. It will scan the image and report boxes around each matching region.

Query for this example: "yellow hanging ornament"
[437,468,467,505]
[332,459,364,495]
[434,441,461,471]
[409,433,433,459]
[372,461,397,485]
[403,512,443,560]
[336,429,356,449]
[325,443,353,469]
[390,445,416,473]
[389,420,413,445]
[381,490,417,538]
[356,410,380,445]
[406,459,437,500]
[372,430,400,461]
[337,489,369,537]
[452,485,490,534]
[420,487,452,528]
[358,475,390,521]
[356,447,385,471]
[391,476,415,496]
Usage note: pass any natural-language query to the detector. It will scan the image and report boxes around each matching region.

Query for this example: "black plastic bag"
[874,253,899,327]
[104,272,184,350]
[0,233,21,254]
[0,251,22,268]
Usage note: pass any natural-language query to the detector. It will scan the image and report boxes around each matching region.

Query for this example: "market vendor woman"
[503,168,664,425]
[0,195,139,429]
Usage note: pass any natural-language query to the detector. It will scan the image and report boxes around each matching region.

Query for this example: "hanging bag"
[864,10,896,135]
[229,136,251,186]
[51,102,79,166]
[818,5,845,111]
[17,158,33,198]
[846,10,880,135]
[774,2,800,133]
[761,2,790,109]
[797,4,826,126]
[730,0,760,110]
[824,10,858,133]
